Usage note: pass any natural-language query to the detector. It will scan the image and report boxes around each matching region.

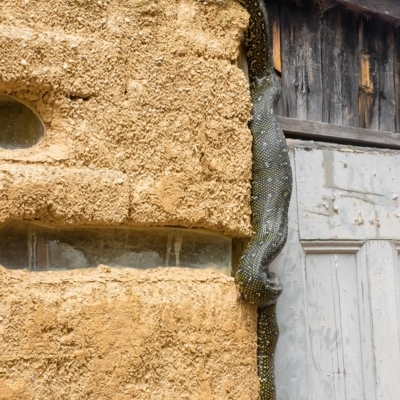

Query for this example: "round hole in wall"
[0,94,45,149]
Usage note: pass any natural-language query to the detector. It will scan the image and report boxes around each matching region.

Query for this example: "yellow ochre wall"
[0,0,252,237]
[0,267,258,399]
[0,1,258,399]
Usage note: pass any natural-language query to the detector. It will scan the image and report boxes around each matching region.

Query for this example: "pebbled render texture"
[0,0,252,236]
[0,266,259,400]
[0,3,259,398]
[0,164,129,224]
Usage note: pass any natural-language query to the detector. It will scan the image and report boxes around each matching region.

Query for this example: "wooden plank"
[278,0,296,118]
[302,241,364,253]
[357,245,378,400]
[358,15,380,130]
[358,15,396,133]
[272,149,313,400]
[362,241,400,399]
[395,244,400,363]
[321,6,344,125]
[395,28,400,133]
[338,8,360,127]
[264,0,284,115]
[304,253,364,399]
[264,0,282,73]
[305,254,340,400]
[358,50,376,129]
[334,253,365,399]
[335,0,400,24]
[278,116,400,149]
[279,0,323,121]
[377,20,396,132]
[272,12,282,74]
[321,6,359,126]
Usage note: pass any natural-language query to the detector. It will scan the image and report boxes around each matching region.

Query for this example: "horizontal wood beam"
[301,241,365,254]
[335,0,400,24]
[277,116,400,149]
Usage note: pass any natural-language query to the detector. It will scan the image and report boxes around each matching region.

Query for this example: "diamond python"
[235,0,293,398]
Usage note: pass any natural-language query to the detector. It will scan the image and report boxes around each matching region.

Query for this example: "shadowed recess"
[0,223,232,274]
[0,95,44,149]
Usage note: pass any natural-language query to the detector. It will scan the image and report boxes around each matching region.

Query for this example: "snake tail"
[258,304,279,399]
[235,0,293,399]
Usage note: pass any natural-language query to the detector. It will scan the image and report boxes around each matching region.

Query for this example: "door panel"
[272,148,312,400]
[273,144,400,399]
[294,145,400,240]
[305,252,364,400]
[359,241,400,399]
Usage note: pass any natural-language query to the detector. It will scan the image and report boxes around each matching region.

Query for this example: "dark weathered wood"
[273,0,399,136]
[395,28,400,133]
[335,0,400,24]
[263,0,283,115]
[377,21,396,132]
[279,0,323,121]
[278,0,295,118]
[358,16,396,132]
[321,6,359,126]
[263,0,281,72]
[278,116,400,149]
[321,6,343,125]
[358,15,380,130]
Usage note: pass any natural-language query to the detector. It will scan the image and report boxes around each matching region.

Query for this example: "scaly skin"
[235,1,292,399]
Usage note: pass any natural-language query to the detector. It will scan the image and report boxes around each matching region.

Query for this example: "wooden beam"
[335,0,400,24]
[301,241,365,254]
[395,28,400,133]
[277,116,400,149]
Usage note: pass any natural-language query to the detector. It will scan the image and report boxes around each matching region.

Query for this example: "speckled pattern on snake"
[235,1,293,399]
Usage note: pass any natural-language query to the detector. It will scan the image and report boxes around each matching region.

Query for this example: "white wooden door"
[272,141,400,400]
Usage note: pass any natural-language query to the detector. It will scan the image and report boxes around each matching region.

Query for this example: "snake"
[235,1,293,399]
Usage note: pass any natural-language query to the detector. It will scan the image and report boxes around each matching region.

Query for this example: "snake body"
[235,1,292,399]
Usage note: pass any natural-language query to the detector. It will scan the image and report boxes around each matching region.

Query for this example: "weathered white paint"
[361,241,400,399]
[305,253,364,399]
[294,145,400,240]
[272,148,312,400]
[356,244,377,400]
[273,142,400,400]
[302,241,364,253]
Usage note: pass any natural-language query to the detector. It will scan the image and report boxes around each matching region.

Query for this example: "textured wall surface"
[0,266,259,400]
[0,0,252,236]
[0,2,258,398]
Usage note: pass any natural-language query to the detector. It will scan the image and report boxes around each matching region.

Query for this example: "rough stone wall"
[0,266,259,400]
[0,0,252,237]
